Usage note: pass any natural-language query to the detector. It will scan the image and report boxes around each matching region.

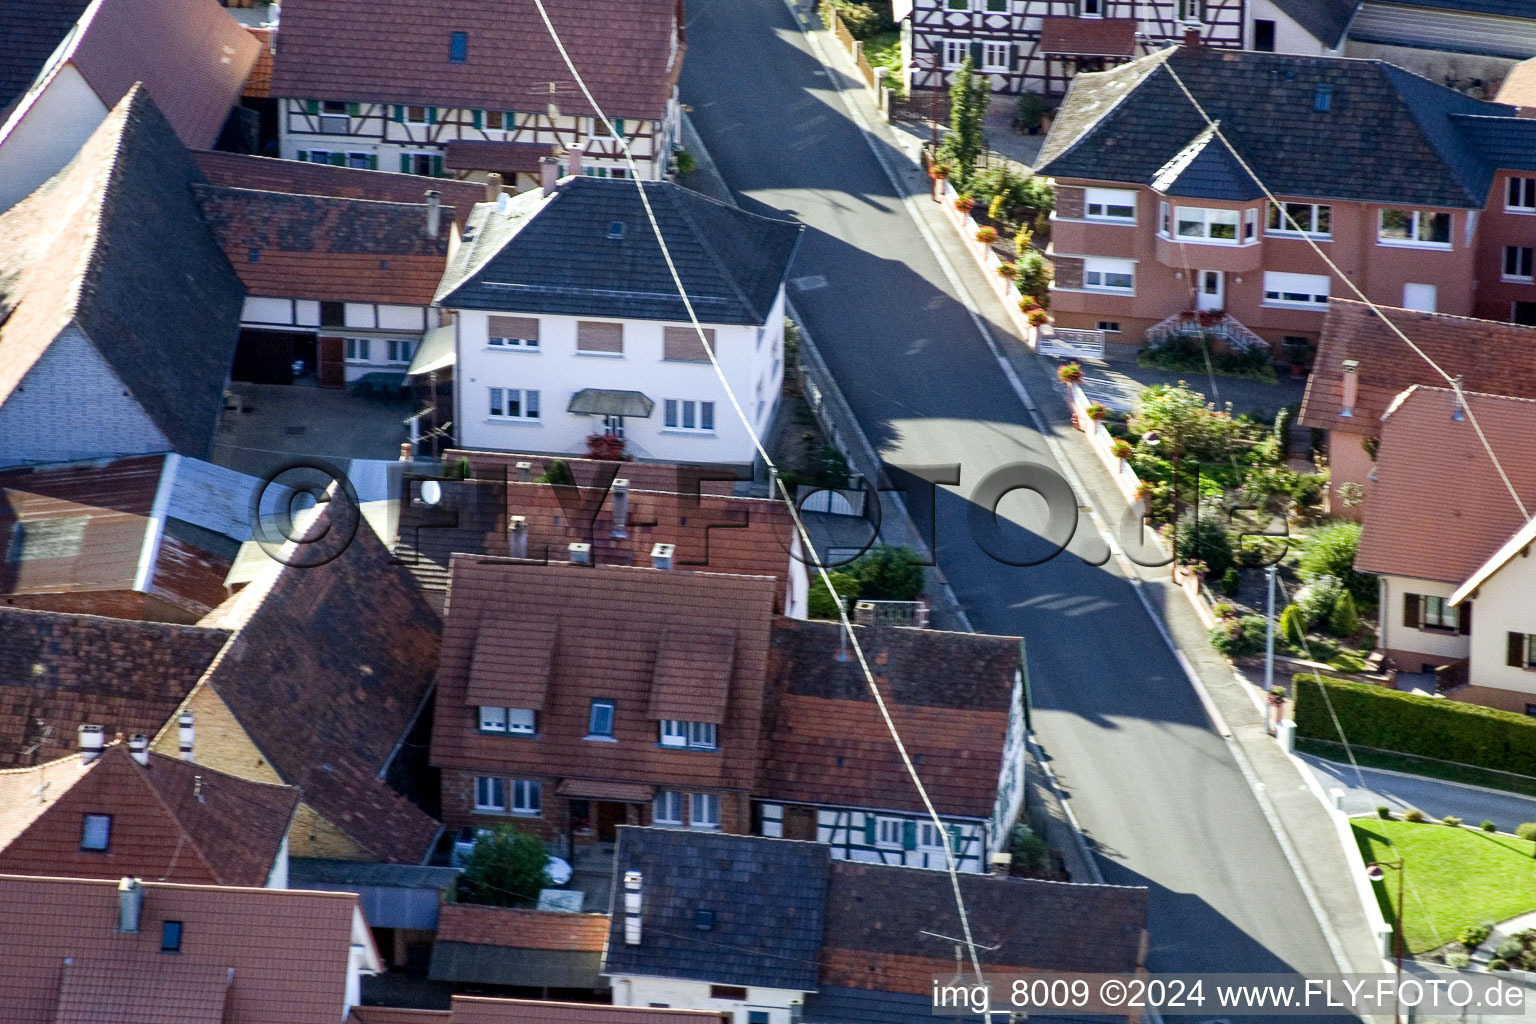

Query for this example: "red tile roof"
[0,873,366,1023]
[432,559,776,794]
[193,185,456,305]
[243,27,274,98]
[452,998,725,1024]
[1301,299,1536,435]
[0,744,298,886]
[436,903,610,951]
[1038,17,1138,56]
[1357,387,1536,583]
[194,152,486,226]
[268,0,684,120]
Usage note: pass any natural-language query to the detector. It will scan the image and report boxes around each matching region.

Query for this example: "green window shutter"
[427,107,438,124]
[305,99,320,115]
[392,105,405,123]
[400,154,412,173]
[346,102,360,117]
[901,820,917,851]
[505,111,516,128]
[367,154,378,170]
[472,109,483,129]
[947,825,963,855]
[330,152,346,166]
[862,817,876,845]
[613,118,626,139]
[1509,632,1524,668]
[296,150,309,162]
[1403,593,1420,629]
[431,155,444,178]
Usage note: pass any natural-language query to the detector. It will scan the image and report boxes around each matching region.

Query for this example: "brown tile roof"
[1300,299,1536,435]
[268,0,683,120]
[465,614,558,709]
[193,185,457,305]
[819,862,1148,991]
[194,152,487,226]
[56,0,259,150]
[431,559,776,793]
[1038,17,1138,56]
[648,627,734,723]
[244,28,275,98]
[0,873,365,1023]
[55,957,233,1024]
[0,744,298,886]
[351,1010,453,1024]
[761,619,1019,818]
[1357,386,1536,583]
[437,903,610,951]
[181,505,443,862]
[451,998,725,1024]
[0,607,229,767]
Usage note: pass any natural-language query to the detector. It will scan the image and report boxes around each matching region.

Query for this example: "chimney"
[568,542,592,565]
[177,712,194,761]
[508,516,528,558]
[1452,375,1466,422]
[483,172,504,200]
[567,146,583,178]
[650,542,675,570]
[1183,25,1201,46]
[611,479,630,538]
[989,852,1013,875]
[129,735,149,767]
[78,725,104,764]
[424,190,442,238]
[399,441,413,461]
[515,460,533,483]
[539,156,560,196]
[118,878,144,933]
[1339,359,1359,417]
[623,871,643,945]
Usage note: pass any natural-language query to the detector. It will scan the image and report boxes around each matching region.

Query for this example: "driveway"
[1304,755,1536,834]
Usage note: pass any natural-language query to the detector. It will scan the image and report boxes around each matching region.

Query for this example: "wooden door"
[783,805,817,842]
[317,335,345,388]
[595,801,628,842]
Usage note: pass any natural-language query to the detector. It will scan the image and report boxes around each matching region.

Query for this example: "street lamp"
[1366,856,1406,1024]
[1141,428,1184,562]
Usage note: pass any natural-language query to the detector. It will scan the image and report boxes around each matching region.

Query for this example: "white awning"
[406,324,456,377]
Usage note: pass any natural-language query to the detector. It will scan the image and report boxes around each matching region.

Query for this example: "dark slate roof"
[1453,114,1536,170]
[438,177,803,325]
[1381,0,1534,14]
[1036,46,1519,208]
[0,0,92,112]
[602,827,828,991]
[1149,124,1265,200]
[0,87,244,458]
[1265,0,1359,48]
[803,989,934,1024]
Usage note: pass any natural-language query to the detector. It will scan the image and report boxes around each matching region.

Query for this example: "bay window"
[1174,206,1241,243]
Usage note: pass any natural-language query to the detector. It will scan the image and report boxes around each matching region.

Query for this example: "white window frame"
[507,708,537,735]
[81,814,111,851]
[941,39,969,70]
[511,779,542,816]
[1378,208,1452,249]
[1080,0,1103,16]
[479,706,507,733]
[980,41,1010,73]
[1267,202,1332,238]
[1262,271,1330,310]
[654,791,684,825]
[1096,321,1122,333]
[1174,206,1242,244]
[689,793,721,830]
[659,719,717,750]
[386,338,414,363]
[918,822,954,851]
[488,386,540,421]
[1507,177,1536,213]
[874,816,904,849]
[1084,187,1137,223]
[1177,0,1204,21]
[344,337,371,363]
[475,776,506,812]
[1081,257,1135,294]
[663,399,715,433]
[659,719,688,747]
[588,699,616,738]
[1504,246,1535,283]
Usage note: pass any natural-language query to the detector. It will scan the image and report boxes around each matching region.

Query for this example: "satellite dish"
[420,480,442,505]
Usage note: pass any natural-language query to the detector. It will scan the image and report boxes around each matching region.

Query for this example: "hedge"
[1294,675,1536,777]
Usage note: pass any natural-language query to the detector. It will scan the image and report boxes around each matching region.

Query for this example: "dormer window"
[80,814,111,852]
[479,706,537,735]
[587,699,616,739]
[659,720,717,750]
[450,31,468,63]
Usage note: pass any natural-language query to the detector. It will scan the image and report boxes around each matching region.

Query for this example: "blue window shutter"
[431,155,444,178]
[305,99,319,114]
[427,107,438,124]
[472,109,483,129]
[400,154,412,173]
[296,150,309,162]
[901,820,917,851]
[863,817,876,845]
[346,102,360,116]
[392,105,404,123]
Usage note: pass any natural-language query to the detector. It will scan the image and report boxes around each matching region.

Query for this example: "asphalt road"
[680,0,1351,994]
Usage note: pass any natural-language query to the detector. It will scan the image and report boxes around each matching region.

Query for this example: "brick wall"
[1055,185,1085,221]
[1053,255,1084,291]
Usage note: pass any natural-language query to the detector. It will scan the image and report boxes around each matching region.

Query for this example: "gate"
[1037,326,1106,360]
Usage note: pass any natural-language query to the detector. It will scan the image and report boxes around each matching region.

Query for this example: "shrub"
[1279,603,1307,646]
[535,458,575,485]
[1458,923,1492,949]
[1517,823,1536,842]
[1008,823,1050,872]
[1015,90,1046,129]
[456,823,551,907]
[1377,806,1392,819]
[673,149,697,175]
[847,546,925,602]
[1497,938,1524,960]
[1057,362,1083,385]
[1221,567,1241,596]
[584,433,627,461]
[1482,820,1498,832]
[1013,226,1034,253]
[1328,589,1359,637]
[1209,615,1268,658]
[1212,601,1235,619]
[1174,503,1235,577]
[1445,952,1471,969]
[1403,807,1427,822]
[1293,676,1536,777]
[808,571,861,620]
[1296,575,1344,628]
[1290,473,1328,517]
[1299,522,1375,604]
[1015,250,1050,303]
[975,226,998,244]
[1442,815,1463,827]
[1489,959,1509,971]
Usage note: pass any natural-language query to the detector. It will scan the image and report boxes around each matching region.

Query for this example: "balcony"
[1153,232,1263,273]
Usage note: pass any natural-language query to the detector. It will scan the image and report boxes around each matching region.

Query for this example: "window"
[1160,200,1171,234]
[1081,257,1134,293]
[1084,187,1136,222]
[488,387,540,421]
[919,822,950,850]
[1174,206,1241,243]
[874,816,904,848]
[1421,595,1459,630]
[981,42,1010,73]
[322,100,347,114]
[450,31,468,62]
[945,0,968,9]
[475,777,506,812]
[689,793,720,829]
[320,301,345,327]
[479,706,506,732]
[318,101,350,134]
[486,110,507,130]
[711,986,749,1002]
[654,790,684,825]
[161,921,182,953]
[80,814,111,851]
[344,338,370,362]
[1262,271,1330,309]
[664,399,716,432]
[1508,633,1536,670]
[406,106,429,123]
[748,1013,771,1024]
[1177,0,1204,20]
[347,152,372,169]
[511,779,542,815]
[663,326,714,361]
[588,699,615,738]
[1508,177,1536,212]
[1080,0,1103,15]
[479,707,536,734]
[386,339,414,363]
[984,0,1007,9]
[488,316,539,348]
[1096,321,1121,333]
[1504,247,1534,282]
[1378,208,1451,247]
[1253,18,1275,50]
[576,321,624,354]
[1267,202,1331,237]
[659,720,717,750]
[405,153,437,177]
[1312,84,1333,112]
[1244,207,1257,240]
[942,39,969,70]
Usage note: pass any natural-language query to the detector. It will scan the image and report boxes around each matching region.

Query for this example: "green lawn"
[1352,819,1536,953]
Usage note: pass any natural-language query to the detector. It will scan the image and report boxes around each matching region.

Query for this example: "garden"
[808,544,927,619]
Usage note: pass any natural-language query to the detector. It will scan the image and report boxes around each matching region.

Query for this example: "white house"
[434,173,803,469]
[267,0,685,188]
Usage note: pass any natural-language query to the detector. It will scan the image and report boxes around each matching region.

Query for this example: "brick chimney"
[539,156,560,196]
[78,724,104,764]
[611,479,630,538]
[177,712,194,761]
[1183,25,1201,46]
[424,190,442,238]
[1340,359,1359,417]
[508,516,528,558]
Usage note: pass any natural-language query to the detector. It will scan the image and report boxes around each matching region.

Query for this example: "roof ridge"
[69,84,147,326]
[1332,296,1536,333]
[119,746,225,882]
[1405,385,1536,404]
[192,181,452,212]
[0,604,232,639]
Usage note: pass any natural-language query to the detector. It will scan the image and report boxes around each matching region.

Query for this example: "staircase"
[1145,310,1269,353]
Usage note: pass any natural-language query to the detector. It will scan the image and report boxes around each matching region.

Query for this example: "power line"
[526,0,989,990]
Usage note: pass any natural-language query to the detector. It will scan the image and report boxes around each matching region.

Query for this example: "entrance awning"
[567,388,655,418]
[406,323,455,377]
[1038,17,1138,57]
[556,778,656,802]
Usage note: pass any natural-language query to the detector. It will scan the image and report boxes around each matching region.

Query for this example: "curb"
[1301,751,1536,804]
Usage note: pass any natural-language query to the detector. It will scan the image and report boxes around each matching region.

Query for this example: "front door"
[1196,270,1225,310]
[595,801,629,842]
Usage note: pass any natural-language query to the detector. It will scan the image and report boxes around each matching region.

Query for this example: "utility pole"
[1264,563,1277,691]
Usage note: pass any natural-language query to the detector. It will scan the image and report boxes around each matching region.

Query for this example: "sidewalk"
[1303,754,1536,833]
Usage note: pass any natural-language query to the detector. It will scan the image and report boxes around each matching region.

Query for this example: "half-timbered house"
[267,0,685,189]
[899,0,1245,98]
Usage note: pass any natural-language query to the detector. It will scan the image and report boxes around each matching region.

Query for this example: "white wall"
[0,326,172,467]
[0,64,109,211]
[1248,0,1337,54]
[453,302,783,466]
[784,532,809,620]
[756,802,987,872]
[265,835,290,888]
[1378,573,1470,670]
[990,668,1027,855]
[1467,554,1536,696]
[612,975,805,1024]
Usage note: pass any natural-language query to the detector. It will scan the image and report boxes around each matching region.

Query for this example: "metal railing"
[1144,310,1268,353]
[854,599,931,628]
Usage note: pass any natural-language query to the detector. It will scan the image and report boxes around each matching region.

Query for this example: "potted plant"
[997,262,1019,280]
[955,195,975,214]
[1027,308,1049,327]
[1085,403,1109,423]
[929,161,951,181]
[1112,438,1134,461]
[1018,295,1039,313]
[975,225,998,244]
[1057,361,1084,385]
[1268,685,1287,707]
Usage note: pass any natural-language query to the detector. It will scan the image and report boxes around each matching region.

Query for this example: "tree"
[535,458,575,485]
[808,571,861,620]
[1299,521,1375,604]
[848,546,925,601]
[456,824,550,907]
[1328,589,1359,638]
[1130,384,1237,464]
[939,56,989,185]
